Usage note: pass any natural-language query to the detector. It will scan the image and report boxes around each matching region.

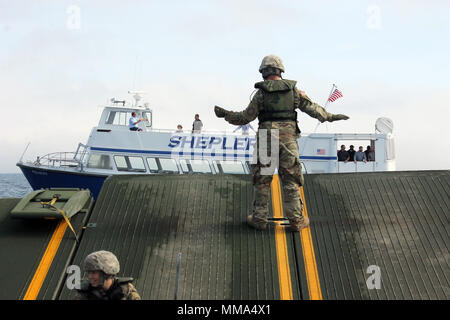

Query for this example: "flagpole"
[301,83,335,157]
[323,83,336,109]
[314,83,336,133]
[324,83,336,132]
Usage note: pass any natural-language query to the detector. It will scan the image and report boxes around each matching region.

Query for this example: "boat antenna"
[132,55,138,90]
[19,142,31,163]
[128,90,146,107]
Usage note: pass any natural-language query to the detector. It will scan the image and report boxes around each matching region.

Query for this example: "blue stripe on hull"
[90,146,337,160]
[19,166,107,199]
[300,156,338,160]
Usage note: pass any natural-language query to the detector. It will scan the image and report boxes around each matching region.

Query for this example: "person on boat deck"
[355,146,368,163]
[347,145,356,162]
[74,250,141,300]
[176,124,183,132]
[192,114,203,133]
[337,145,350,162]
[129,112,147,131]
[366,146,375,161]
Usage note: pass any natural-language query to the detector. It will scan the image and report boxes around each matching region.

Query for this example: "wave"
[0,174,33,198]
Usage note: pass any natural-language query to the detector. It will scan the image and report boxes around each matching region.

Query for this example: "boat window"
[146,158,159,173]
[180,160,190,173]
[179,159,211,173]
[142,111,152,127]
[159,158,178,172]
[114,155,128,170]
[106,111,116,124]
[114,155,146,172]
[214,160,246,174]
[213,161,220,173]
[87,154,112,169]
[128,156,146,171]
[189,160,212,173]
[106,111,133,126]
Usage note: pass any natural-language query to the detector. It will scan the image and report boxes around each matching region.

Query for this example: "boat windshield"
[142,111,152,127]
[106,111,133,126]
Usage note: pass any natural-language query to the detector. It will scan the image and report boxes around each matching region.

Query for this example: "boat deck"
[0,171,448,300]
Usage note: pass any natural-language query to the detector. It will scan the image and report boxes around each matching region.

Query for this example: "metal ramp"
[1,170,448,300]
[59,174,297,299]
[301,170,449,299]
[0,197,92,300]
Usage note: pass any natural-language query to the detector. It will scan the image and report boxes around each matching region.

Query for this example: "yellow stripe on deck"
[23,220,67,300]
[271,174,293,300]
[270,174,323,300]
[299,186,323,300]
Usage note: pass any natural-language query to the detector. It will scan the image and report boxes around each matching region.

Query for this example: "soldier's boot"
[287,216,310,232]
[247,215,268,231]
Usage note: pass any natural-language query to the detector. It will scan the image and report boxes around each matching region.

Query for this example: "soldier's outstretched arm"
[126,283,141,300]
[214,91,262,126]
[296,89,349,122]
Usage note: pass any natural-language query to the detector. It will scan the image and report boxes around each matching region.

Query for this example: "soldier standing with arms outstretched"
[214,55,349,231]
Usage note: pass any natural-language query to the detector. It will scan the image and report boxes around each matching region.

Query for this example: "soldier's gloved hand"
[331,114,350,122]
[214,106,228,118]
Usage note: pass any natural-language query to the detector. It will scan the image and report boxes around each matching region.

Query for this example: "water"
[0,173,33,198]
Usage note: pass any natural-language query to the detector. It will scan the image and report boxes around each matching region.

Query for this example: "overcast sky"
[0,0,449,173]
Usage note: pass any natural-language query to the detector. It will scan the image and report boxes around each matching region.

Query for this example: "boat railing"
[146,128,256,136]
[74,143,89,163]
[35,152,81,169]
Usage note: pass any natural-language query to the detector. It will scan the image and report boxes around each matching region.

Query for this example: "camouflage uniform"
[75,278,141,300]
[74,250,141,300]
[215,55,349,231]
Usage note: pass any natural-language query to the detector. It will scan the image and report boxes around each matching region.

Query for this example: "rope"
[40,196,79,243]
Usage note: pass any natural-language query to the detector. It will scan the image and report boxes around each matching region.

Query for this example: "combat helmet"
[84,250,120,276]
[259,55,285,78]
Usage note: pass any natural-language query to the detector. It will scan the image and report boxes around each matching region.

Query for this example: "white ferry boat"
[17,92,396,198]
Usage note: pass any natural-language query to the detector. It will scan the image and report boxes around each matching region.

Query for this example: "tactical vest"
[255,79,297,123]
[78,277,134,300]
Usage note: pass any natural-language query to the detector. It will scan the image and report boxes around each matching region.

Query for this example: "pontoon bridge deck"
[0,170,448,300]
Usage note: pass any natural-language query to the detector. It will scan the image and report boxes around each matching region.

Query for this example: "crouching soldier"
[74,250,141,300]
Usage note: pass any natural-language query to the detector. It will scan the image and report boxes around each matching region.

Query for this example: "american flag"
[328,88,343,102]
[317,148,326,155]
